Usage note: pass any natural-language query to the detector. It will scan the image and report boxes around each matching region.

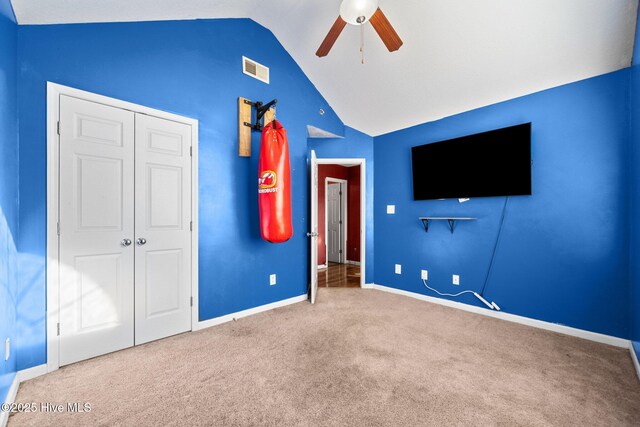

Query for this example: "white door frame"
[324,177,347,265]
[46,82,199,372]
[315,158,366,288]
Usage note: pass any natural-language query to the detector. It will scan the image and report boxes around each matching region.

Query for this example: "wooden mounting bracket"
[238,97,276,157]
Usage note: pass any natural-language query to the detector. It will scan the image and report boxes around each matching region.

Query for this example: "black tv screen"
[411,123,532,200]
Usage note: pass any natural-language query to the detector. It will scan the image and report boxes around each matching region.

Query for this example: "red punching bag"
[258,120,293,243]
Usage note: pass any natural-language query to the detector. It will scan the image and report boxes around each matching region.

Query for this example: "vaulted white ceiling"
[11,0,639,136]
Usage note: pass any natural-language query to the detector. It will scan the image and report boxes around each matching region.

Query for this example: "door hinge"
[57,121,61,135]
[190,146,193,157]
[339,250,343,254]
[339,191,342,195]
[57,222,60,236]
[57,323,60,336]
[190,296,193,307]
[190,221,193,231]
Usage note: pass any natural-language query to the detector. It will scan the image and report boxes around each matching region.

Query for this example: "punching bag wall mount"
[238,97,277,157]
[245,98,278,131]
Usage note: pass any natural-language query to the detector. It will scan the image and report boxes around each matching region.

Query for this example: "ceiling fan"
[316,0,403,58]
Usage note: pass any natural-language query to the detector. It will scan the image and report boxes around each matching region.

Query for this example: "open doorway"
[318,164,362,288]
[308,152,365,304]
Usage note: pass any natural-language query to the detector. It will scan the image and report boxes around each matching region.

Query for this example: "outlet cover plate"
[421,270,428,280]
[395,264,402,274]
[270,274,276,286]
[452,275,460,285]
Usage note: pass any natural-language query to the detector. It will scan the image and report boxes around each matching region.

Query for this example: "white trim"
[46,83,60,373]
[194,294,307,331]
[46,82,199,372]
[0,364,60,426]
[1,375,19,427]
[190,119,200,330]
[347,260,361,266]
[316,158,364,166]
[325,177,347,265]
[315,158,366,288]
[631,343,640,383]
[318,264,328,270]
[368,284,629,348]
[17,364,47,382]
[362,283,374,289]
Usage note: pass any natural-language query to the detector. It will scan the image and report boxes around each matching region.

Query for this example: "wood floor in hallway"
[318,262,360,288]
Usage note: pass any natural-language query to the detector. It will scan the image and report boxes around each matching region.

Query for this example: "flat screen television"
[411,123,532,200]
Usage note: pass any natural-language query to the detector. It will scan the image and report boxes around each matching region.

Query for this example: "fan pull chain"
[360,23,365,64]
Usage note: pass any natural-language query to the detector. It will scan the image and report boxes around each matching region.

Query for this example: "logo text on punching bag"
[259,170,278,193]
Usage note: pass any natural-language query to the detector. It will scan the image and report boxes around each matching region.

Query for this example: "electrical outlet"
[270,274,276,286]
[5,338,9,361]
[421,270,428,280]
[395,264,402,274]
[387,205,396,214]
[452,275,460,285]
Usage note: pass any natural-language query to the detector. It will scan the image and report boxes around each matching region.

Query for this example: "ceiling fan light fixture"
[339,0,379,25]
[316,0,402,58]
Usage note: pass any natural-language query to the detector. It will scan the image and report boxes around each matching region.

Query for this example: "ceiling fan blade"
[316,16,347,57]
[369,8,403,52]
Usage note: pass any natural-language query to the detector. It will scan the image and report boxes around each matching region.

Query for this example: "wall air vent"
[242,56,269,84]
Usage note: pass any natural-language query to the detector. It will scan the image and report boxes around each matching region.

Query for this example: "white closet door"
[58,95,135,366]
[134,114,192,345]
[327,182,342,263]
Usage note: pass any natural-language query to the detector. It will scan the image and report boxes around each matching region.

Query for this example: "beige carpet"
[10,288,640,426]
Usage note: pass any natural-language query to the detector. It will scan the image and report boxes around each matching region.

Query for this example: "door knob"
[121,238,132,247]
[136,238,147,246]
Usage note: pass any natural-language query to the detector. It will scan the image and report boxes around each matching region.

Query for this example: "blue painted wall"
[16,19,375,370]
[308,126,375,282]
[630,7,640,363]
[0,0,18,405]
[8,10,639,374]
[374,70,631,338]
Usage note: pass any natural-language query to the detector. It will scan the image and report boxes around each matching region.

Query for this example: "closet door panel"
[58,95,135,366]
[134,114,192,345]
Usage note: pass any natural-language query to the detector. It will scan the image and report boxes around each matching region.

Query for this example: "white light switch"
[452,275,460,285]
[395,264,402,274]
[387,205,396,214]
[270,274,276,286]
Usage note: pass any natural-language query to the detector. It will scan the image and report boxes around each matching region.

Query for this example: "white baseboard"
[0,364,49,427]
[369,284,629,348]
[194,294,307,331]
[1,374,19,427]
[17,364,47,382]
[347,260,361,266]
[631,344,640,383]
[318,264,328,270]
[362,283,374,289]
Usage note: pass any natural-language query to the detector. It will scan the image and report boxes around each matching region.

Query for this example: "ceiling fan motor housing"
[340,0,379,25]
